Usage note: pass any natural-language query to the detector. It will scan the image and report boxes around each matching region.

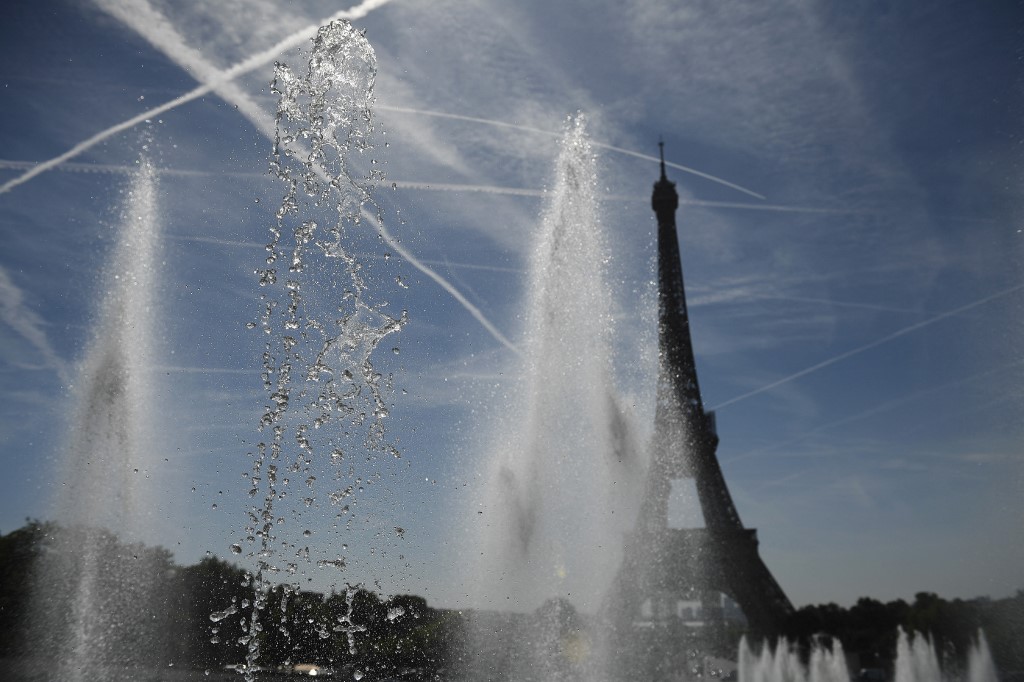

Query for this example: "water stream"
[241,19,404,676]
[461,114,648,681]
[28,155,164,681]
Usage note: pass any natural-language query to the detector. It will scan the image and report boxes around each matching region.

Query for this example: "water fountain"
[459,113,649,681]
[240,19,404,677]
[738,636,851,682]
[468,114,646,614]
[734,629,1000,682]
[892,629,998,682]
[26,155,169,680]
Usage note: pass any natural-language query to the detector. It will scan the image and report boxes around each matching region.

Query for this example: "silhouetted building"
[611,145,792,637]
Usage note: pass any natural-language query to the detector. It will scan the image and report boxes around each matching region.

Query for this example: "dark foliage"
[0,520,54,656]
[0,521,455,676]
[783,591,1024,674]
[1,520,1021,678]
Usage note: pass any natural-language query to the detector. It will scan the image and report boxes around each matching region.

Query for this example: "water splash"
[240,19,404,673]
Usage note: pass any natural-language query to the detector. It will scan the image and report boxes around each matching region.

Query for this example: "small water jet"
[737,629,1000,682]
[738,637,851,682]
[893,629,998,682]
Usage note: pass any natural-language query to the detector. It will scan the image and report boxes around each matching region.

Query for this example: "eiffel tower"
[610,145,793,637]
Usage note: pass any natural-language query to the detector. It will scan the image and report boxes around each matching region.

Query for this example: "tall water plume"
[465,114,646,679]
[28,155,166,680]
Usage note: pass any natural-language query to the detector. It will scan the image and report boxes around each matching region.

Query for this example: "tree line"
[0,520,460,677]
[781,590,1024,674]
[1,520,1021,678]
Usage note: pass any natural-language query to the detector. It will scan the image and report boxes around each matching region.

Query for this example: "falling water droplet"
[210,604,238,623]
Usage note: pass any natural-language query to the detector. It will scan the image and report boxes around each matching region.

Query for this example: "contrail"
[361,208,521,355]
[5,161,857,215]
[0,266,71,385]
[0,85,220,195]
[379,104,767,200]
[0,0,391,195]
[758,294,926,315]
[0,158,266,179]
[399,180,856,215]
[394,180,545,198]
[726,358,1024,464]
[668,198,862,215]
[164,234,265,249]
[151,365,255,375]
[3,0,770,352]
[595,143,766,200]
[418,258,523,275]
[710,281,1024,411]
[166,232,525,276]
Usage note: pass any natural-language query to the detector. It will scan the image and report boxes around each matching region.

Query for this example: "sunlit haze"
[0,0,1021,610]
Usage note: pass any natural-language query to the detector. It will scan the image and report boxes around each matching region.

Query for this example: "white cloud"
[0,266,70,384]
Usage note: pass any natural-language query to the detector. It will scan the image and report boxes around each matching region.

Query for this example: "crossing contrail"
[379,104,767,200]
[1,0,821,355]
[0,0,391,195]
[0,85,221,195]
[4,0,767,207]
[1,160,833,213]
[403,181,866,216]
[5,158,864,216]
[710,281,1024,411]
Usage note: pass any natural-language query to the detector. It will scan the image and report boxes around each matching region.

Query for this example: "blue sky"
[0,0,1021,610]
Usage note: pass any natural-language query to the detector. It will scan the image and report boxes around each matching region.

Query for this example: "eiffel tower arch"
[609,146,792,638]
